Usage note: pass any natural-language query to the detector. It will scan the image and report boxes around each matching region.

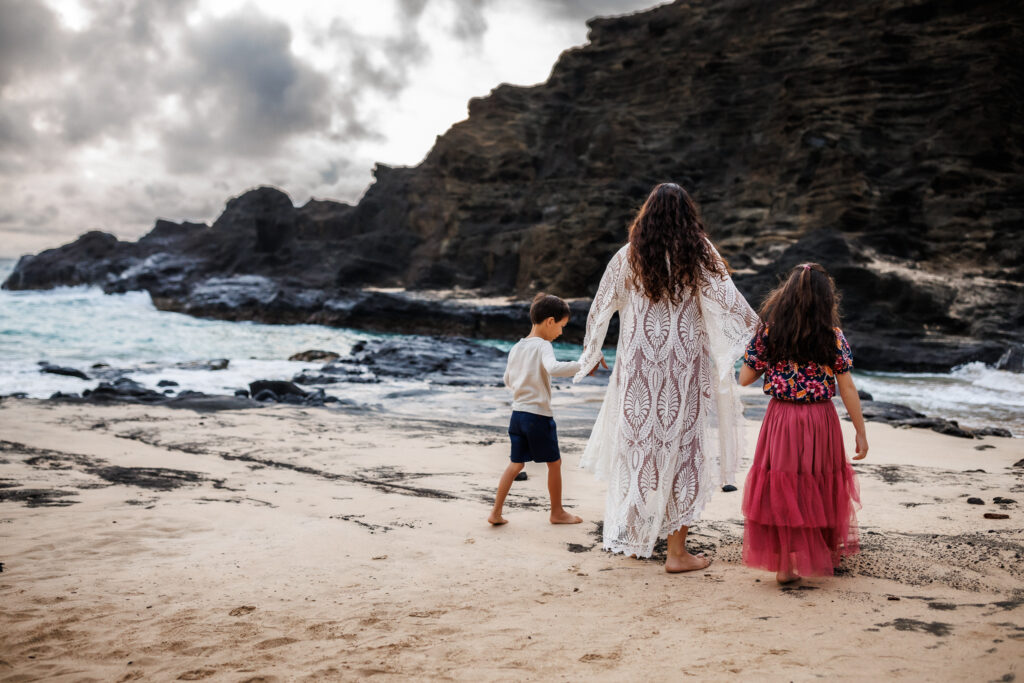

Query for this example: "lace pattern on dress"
[574,243,758,558]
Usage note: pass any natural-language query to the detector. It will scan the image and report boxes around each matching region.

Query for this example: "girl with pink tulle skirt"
[738,263,867,584]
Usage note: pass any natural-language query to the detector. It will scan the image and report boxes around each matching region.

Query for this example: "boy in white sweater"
[489,293,599,525]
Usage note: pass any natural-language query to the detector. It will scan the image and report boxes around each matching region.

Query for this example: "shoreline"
[1,398,1021,680]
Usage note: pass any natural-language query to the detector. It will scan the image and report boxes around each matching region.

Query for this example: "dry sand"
[0,396,1021,681]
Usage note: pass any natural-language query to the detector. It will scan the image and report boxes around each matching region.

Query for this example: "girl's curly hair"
[758,263,842,366]
[627,183,727,304]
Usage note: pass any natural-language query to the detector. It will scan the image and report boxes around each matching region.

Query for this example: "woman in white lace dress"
[574,183,759,572]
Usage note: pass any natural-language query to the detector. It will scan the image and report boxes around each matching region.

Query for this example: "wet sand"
[0,396,1021,681]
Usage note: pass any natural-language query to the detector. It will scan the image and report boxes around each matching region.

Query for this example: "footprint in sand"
[176,669,217,680]
[229,605,256,616]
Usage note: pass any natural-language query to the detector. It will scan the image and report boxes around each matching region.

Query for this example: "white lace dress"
[573,244,759,557]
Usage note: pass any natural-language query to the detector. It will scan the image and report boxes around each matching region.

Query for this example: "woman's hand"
[852,431,868,460]
[588,355,609,376]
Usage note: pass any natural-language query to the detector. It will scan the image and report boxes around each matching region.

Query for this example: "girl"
[739,263,867,584]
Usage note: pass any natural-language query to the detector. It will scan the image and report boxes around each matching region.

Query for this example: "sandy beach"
[0,394,1021,682]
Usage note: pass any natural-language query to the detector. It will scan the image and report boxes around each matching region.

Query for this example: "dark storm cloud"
[162,10,334,171]
[0,0,61,87]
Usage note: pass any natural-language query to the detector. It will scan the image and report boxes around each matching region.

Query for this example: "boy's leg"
[489,461,525,525]
[547,460,582,524]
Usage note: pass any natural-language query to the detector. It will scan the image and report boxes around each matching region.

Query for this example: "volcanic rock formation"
[5,0,1023,371]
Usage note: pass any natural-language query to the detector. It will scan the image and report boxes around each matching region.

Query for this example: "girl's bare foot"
[488,513,508,525]
[665,551,710,573]
[549,510,583,524]
[776,570,800,584]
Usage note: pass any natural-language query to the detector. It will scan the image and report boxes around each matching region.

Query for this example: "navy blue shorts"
[509,411,561,463]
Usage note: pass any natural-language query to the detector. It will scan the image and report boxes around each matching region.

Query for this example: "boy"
[488,293,584,526]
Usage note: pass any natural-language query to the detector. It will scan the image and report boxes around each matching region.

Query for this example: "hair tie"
[802,264,811,271]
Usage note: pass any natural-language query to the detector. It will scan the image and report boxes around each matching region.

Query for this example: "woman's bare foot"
[776,570,800,584]
[665,551,710,573]
[487,513,508,525]
[549,510,583,524]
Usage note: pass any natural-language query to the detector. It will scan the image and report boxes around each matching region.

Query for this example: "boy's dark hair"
[530,293,570,325]
[758,262,842,366]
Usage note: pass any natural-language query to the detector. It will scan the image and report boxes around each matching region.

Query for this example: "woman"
[575,183,758,572]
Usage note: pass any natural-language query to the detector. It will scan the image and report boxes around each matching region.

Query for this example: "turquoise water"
[0,259,1019,434]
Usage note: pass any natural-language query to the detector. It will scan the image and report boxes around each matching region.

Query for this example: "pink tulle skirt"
[742,398,861,576]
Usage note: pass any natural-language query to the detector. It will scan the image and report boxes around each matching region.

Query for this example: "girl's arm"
[738,364,763,386]
[836,372,868,460]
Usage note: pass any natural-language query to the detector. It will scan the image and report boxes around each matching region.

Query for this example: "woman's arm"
[836,372,868,460]
[574,248,627,383]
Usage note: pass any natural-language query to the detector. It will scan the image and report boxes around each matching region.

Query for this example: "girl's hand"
[852,432,868,460]
[588,355,609,376]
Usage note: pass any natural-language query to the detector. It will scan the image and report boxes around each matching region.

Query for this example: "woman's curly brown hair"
[627,183,727,304]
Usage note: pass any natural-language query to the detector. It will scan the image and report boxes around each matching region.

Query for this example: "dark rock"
[46,379,257,412]
[38,362,89,380]
[234,389,250,398]
[157,380,179,387]
[993,497,1016,505]
[857,389,873,401]
[983,513,1009,520]
[3,0,1021,372]
[176,359,229,371]
[972,426,1013,438]
[1015,459,1024,468]
[289,350,340,363]
[860,401,926,422]
[974,444,995,451]
[292,372,343,385]
[344,336,507,383]
[253,390,279,402]
[897,417,974,439]
[249,380,307,398]
[514,471,528,482]
[857,400,983,438]
[48,391,80,400]
[995,344,1024,373]
[966,498,984,505]
[84,378,166,404]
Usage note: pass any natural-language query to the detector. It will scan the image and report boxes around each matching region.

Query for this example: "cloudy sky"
[0,0,659,257]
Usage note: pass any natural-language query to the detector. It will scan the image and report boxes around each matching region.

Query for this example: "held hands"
[588,355,609,376]
[851,431,868,460]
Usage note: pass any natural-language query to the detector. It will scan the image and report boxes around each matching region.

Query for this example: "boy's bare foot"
[776,570,800,584]
[488,513,508,525]
[549,510,583,524]
[665,551,710,573]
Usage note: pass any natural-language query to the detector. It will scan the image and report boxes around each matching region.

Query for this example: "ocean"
[0,260,1020,435]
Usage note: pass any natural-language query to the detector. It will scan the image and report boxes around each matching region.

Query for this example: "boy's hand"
[588,355,609,376]
[852,431,868,460]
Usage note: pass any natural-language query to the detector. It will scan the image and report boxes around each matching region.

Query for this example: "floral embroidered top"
[743,326,853,403]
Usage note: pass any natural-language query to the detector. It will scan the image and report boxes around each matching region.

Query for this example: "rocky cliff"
[5,0,1023,371]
